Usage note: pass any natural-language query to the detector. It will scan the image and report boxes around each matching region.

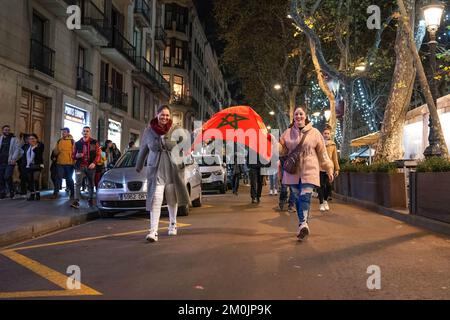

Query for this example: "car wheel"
[192,193,202,207]
[98,209,116,218]
[178,204,190,216]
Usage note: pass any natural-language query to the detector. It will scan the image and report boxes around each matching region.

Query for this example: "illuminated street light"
[423,1,445,33]
[269,111,275,116]
[267,126,272,130]
[355,62,366,72]
[324,110,331,121]
[274,84,282,90]
[312,112,321,118]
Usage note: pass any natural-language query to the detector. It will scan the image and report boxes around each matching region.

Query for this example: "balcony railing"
[134,0,151,26]
[135,57,171,96]
[100,83,128,112]
[30,39,55,77]
[80,0,109,38]
[76,66,93,95]
[155,26,167,45]
[105,27,136,64]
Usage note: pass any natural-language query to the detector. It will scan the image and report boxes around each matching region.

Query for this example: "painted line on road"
[0,221,191,299]
[0,250,101,299]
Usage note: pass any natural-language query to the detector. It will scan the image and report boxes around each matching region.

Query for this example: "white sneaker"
[269,190,273,195]
[319,204,326,212]
[324,201,330,211]
[297,222,310,241]
[168,223,177,236]
[145,231,158,242]
[274,190,278,195]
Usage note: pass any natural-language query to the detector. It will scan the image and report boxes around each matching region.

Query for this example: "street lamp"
[355,62,367,73]
[269,110,275,116]
[422,0,445,158]
[324,110,331,122]
[274,84,282,91]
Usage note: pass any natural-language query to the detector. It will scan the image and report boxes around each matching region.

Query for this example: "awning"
[350,146,375,159]
[351,131,380,147]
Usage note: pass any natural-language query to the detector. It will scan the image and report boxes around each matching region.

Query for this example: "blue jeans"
[279,184,295,207]
[289,181,317,224]
[57,164,75,195]
[269,174,278,191]
[0,164,15,194]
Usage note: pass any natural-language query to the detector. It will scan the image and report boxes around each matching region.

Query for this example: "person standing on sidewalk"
[280,106,334,241]
[136,105,190,243]
[52,128,75,199]
[71,126,101,209]
[17,133,29,196]
[0,125,23,199]
[247,147,263,204]
[23,134,44,201]
[318,125,340,212]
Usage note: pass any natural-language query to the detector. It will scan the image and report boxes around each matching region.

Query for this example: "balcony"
[73,0,109,47]
[35,0,73,16]
[30,39,55,78]
[100,83,128,113]
[76,66,93,96]
[134,0,151,28]
[101,28,136,70]
[134,57,171,98]
[171,94,192,106]
[155,26,166,49]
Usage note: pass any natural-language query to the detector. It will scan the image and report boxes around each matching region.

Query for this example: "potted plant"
[410,157,450,223]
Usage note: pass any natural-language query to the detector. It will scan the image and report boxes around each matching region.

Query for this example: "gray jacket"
[0,135,23,163]
[136,125,191,210]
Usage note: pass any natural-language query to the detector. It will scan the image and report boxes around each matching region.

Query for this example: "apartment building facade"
[162,0,231,131]
[0,0,169,186]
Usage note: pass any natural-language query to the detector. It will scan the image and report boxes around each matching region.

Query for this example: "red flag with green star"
[191,106,273,161]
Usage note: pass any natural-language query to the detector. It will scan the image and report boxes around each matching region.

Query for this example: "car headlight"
[213,170,223,176]
[99,180,118,189]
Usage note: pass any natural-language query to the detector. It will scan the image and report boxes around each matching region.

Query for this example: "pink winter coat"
[280,123,333,187]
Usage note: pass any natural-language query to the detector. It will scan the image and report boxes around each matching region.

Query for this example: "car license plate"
[121,193,147,201]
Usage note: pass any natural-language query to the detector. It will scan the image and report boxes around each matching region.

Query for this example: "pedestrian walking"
[71,126,101,209]
[50,149,62,198]
[0,125,23,199]
[247,147,263,203]
[278,158,295,212]
[136,105,190,243]
[17,133,29,196]
[23,134,44,201]
[231,143,245,195]
[279,106,334,241]
[52,128,75,199]
[318,125,340,212]
[95,145,107,188]
[268,170,278,196]
[104,140,121,169]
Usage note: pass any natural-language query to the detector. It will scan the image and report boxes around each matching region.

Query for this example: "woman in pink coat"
[279,106,334,241]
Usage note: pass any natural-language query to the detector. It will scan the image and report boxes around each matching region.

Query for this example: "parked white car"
[193,154,227,194]
[97,148,202,217]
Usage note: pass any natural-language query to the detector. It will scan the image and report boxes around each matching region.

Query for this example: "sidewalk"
[0,191,99,248]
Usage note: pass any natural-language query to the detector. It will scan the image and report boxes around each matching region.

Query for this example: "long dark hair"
[290,106,311,128]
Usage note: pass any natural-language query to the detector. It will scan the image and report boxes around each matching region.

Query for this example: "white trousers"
[150,183,177,233]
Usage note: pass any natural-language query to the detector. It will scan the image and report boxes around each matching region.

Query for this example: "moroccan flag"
[191,106,274,161]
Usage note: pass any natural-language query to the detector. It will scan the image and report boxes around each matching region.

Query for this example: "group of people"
[136,104,340,243]
[0,124,131,208]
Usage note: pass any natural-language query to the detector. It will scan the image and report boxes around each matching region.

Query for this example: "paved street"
[1,185,450,300]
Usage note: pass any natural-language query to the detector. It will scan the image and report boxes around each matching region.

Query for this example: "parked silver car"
[96,148,202,217]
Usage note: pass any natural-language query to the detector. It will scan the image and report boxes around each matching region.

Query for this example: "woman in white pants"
[136,105,190,242]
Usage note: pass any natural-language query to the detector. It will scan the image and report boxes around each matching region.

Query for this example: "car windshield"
[194,155,222,166]
[114,150,140,168]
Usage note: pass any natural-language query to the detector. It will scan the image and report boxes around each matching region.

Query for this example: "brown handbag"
[283,132,307,174]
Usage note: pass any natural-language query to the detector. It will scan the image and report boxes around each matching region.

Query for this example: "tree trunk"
[374,0,416,162]
[341,80,353,158]
[397,0,449,158]
[310,39,337,138]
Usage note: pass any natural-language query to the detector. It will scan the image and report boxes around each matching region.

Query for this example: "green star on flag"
[216,113,249,130]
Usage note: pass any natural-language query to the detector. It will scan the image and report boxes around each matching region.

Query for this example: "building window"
[173,75,184,99]
[164,39,171,65]
[133,85,140,120]
[164,3,172,29]
[174,40,183,67]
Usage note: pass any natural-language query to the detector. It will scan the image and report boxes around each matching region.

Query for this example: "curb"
[333,194,450,237]
[0,209,100,248]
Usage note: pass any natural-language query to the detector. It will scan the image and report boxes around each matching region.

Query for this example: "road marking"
[9,222,191,251]
[0,250,101,299]
[0,221,191,299]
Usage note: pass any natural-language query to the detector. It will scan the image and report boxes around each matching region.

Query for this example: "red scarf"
[150,118,173,136]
